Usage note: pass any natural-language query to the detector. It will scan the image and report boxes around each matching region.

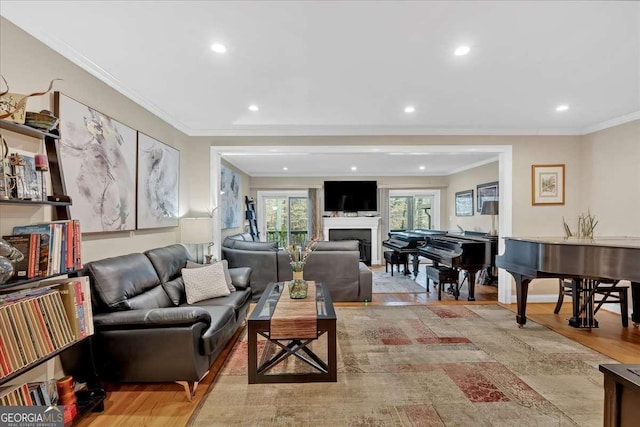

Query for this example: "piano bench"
[554,279,629,327]
[384,250,409,276]
[425,266,460,300]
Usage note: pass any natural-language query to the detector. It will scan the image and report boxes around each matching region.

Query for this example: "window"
[258,191,309,247]
[388,190,440,231]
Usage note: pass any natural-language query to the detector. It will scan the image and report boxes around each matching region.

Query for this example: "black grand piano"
[496,237,640,328]
[383,230,446,276]
[417,234,492,301]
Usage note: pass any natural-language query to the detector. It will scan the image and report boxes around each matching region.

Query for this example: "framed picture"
[220,165,242,229]
[476,181,499,213]
[137,133,180,229]
[55,92,137,232]
[532,164,565,205]
[455,190,474,216]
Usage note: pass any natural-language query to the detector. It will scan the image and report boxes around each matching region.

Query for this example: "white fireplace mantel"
[323,217,381,265]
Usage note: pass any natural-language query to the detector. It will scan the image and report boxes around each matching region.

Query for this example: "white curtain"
[378,187,389,262]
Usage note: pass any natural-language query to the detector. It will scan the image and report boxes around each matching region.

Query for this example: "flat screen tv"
[323,181,378,212]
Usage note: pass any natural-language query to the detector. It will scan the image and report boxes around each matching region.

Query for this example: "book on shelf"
[1,381,54,407]
[4,220,83,283]
[0,284,92,380]
[11,223,53,277]
[1,234,38,279]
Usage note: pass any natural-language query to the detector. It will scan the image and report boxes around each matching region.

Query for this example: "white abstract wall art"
[221,165,241,229]
[55,93,137,232]
[137,133,180,229]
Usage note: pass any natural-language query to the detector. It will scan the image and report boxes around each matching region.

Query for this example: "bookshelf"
[0,119,103,418]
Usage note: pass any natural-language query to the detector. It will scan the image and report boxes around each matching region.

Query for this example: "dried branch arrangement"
[563,211,598,239]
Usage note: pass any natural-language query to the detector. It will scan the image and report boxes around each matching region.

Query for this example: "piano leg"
[632,282,640,327]
[466,269,478,301]
[411,254,420,277]
[514,275,532,328]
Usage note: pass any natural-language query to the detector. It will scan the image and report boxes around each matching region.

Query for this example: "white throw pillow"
[182,262,231,304]
[185,260,235,291]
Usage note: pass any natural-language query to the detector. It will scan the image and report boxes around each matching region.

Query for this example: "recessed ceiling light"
[283,167,288,171]
[351,166,357,171]
[419,166,425,170]
[404,106,416,113]
[248,104,259,112]
[556,105,569,112]
[454,46,470,56]
[211,43,227,53]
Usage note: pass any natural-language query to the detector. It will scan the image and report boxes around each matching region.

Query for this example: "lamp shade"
[480,200,499,215]
[180,217,213,244]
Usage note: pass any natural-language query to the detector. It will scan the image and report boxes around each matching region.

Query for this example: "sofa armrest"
[93,307,211,330]
[229,267,251,289]
[358,262,373,302]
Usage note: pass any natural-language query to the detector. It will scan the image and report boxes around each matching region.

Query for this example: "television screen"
[323,181,378,212]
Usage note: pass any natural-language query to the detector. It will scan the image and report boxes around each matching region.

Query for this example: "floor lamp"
[180,217,214,263]
[481,200,499,236]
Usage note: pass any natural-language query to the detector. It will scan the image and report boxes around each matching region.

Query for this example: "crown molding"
[580,110,640,135]
[187,125,581,137]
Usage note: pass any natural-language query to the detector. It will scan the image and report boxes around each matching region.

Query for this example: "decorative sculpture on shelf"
[0,238,25,284]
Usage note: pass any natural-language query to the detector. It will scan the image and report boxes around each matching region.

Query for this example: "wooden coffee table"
[247,281,337,384]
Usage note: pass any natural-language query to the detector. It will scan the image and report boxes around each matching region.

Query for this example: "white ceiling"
[1,1,638,176]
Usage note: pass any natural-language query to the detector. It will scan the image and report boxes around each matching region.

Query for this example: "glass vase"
[288,279,308,299]
[289,261,308,299]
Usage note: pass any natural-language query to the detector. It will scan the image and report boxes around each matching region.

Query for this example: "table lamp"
[481,200,499,236]
[180,217,214,263]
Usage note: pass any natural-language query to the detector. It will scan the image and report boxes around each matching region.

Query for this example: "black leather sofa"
[222,233,372,302]
[83,244,251,399]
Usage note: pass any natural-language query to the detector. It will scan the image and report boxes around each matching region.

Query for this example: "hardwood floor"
[77,282,640,427]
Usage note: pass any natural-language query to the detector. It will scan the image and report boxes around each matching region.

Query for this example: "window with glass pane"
[264,196,309,247]
[389,194,433,231]
[389,196,411,231]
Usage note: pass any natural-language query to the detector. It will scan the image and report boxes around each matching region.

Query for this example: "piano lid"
[505,236,640,250]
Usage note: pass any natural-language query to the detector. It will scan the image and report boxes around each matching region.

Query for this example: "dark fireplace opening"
[329,228,372,266]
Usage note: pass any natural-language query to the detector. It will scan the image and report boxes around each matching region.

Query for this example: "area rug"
[191,305,615,426]
[372,269,428,293]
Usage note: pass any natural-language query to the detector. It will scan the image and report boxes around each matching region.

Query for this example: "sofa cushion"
[146,244,192,306]
[187,288,252,314]
[314,240,359,251]
[187,260,235,292]
[182,262,231,304]
[87,253,172,311]
[228,240,278,251]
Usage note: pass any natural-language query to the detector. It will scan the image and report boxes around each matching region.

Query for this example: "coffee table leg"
[248,322,258,384]
[328,321,337,382]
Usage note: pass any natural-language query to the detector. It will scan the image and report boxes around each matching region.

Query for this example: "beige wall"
[0,18,188,262]
[446,161,499,233]
[580,120,640,236]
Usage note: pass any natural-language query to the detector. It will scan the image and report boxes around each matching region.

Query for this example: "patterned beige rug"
[190,305,614,426]
[372,269,428,293]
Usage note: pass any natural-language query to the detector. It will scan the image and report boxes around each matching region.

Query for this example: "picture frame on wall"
[55,92,137,233]
[137,132,180,229]
[455,190,474,216]
[476,181,499,213]
[532,164,565,205]
[220,165,242,229]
